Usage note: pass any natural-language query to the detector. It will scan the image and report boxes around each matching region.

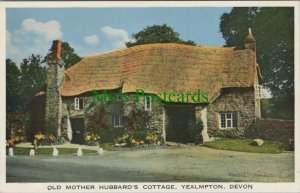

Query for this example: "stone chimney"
[44,40,65,138]
[245,28,256,52]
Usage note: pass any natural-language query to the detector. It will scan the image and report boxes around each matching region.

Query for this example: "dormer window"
[75,98,84,110]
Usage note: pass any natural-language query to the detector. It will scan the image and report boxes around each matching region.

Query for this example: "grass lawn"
[204,138,289,154]
[6,147,97,156]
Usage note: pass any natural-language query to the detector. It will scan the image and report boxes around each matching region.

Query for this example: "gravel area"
[6,145,294,182]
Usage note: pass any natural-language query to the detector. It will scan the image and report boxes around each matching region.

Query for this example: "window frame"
[254,85,263,99]
[113,110,124,128]
[74,97,84,110]
[219,112,237,129]
[117,94,123,102]
[144,96,152,111]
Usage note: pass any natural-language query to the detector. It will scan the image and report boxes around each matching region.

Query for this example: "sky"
[6,7,232,65]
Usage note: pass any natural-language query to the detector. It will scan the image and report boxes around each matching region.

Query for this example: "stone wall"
[207,87,256,137]
[253,119,294,143]
[62,92,164,135]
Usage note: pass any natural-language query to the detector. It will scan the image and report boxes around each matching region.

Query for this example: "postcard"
[0,1,299,193]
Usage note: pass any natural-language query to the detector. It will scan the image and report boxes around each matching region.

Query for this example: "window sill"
[114,126,124,128]
[219,127,237,130]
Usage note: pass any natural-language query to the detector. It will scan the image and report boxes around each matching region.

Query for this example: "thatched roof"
[60,43,256,102]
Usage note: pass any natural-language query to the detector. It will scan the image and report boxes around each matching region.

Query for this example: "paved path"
[6,146,294,182]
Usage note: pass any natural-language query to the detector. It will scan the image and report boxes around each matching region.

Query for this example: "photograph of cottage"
[4,5,296,184]
[28,31,261,144]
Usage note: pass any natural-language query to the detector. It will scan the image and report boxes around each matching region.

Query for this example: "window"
[74,98,84,110]
[144,96,152,111]
[254,85,263,99]
[220,112,237,129]
[117,94,123,102]
[113,110,123,127]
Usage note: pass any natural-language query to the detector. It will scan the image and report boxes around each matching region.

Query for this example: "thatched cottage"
[28,29,263,144]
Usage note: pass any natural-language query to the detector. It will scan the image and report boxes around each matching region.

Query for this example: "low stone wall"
[254,119,294,143]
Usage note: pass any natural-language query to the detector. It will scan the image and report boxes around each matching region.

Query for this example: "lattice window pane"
[227,119,232,128]
[232,113,237,127]
[113,110,123,127]
[145,96,152,111]
[79,99,84,109]
[255,85,263,98]
[220,113,226,128]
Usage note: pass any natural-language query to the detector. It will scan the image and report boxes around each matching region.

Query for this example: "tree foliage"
[126,24,196,47]
[6,56,45,140]
[19,54,47,109]
[6,42,81,140]
[6,42,81,112]
[44,42,81,69]
[7,56,46,111]
[6,59,22,112]
[220,7,294,119]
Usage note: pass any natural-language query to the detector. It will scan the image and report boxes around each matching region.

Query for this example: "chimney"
[52,40,62,59]
[244,28,256,52]
[45,40,65,139]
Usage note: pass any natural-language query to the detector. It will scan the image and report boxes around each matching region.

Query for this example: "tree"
[220,7,294,119]
[19,54,47,109]
[220,8,259,47]
[126,24,196,47]
[6,59,22,112]
[44,42,81,69]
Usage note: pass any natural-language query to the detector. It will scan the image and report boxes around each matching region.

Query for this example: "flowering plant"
[34,132,57,146]
[145,132,159,144]
[35,132,45,141]
[84,133,100,142]
[130,137,144,146]
[47,134,56,142]
[84,132,101,146]
[114,133,145,147]
[6,139,16,148]
[114,133,130,144]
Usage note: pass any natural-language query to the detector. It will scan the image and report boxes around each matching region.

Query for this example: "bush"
[6,112,27,144]
[84,104,109,145]
[123,103,152,131]
[115,103,162,147]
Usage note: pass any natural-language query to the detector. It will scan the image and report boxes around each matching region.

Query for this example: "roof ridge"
[82,43,236,58]
[65,43,238,74]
